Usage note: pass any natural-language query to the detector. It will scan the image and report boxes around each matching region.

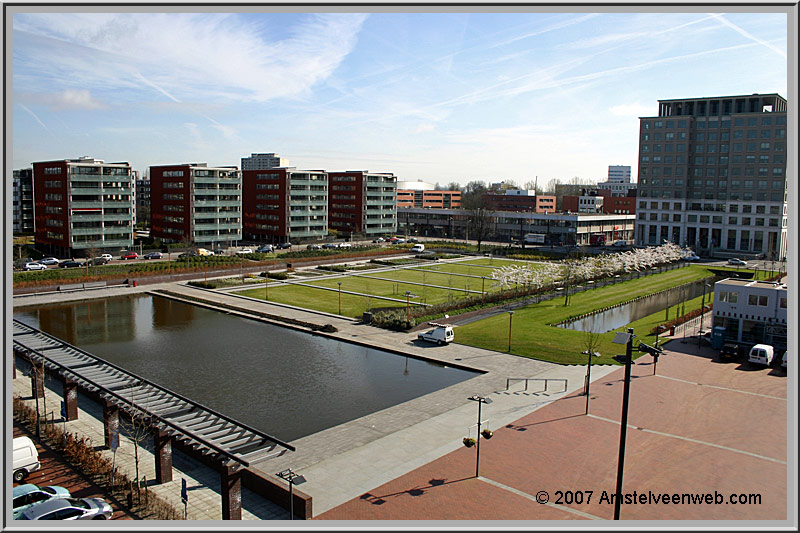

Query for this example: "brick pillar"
[154,428,173,484]
[62,379,79,421]
[103,401,119,450]
[221,465,242,520]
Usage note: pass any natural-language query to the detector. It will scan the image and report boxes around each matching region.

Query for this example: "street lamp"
[338,282,342,315]
[276,469,307,520]
[405,291,417,323]
[611,328,636,521]
[583,350,600,415]
[697,282,712,344]
[265,271,269,301]
[507,311,514,352]
[466,395,492,478]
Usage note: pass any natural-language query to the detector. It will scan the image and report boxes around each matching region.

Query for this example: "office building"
[32,157,134,257]
[397,188,461,208]
[242,167,328,243]
[598,165,636,196]
[328,171,397,237]
[713,278,787,349]
[135,175,151,227]
[635,93,788,259]
[485,190,556,213]
[241,153,289,171]
[13,168,34,234]
[150,163,242,247]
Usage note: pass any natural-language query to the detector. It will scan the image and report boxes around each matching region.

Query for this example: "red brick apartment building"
[485,192,556,213]
[328,171,397,238]
[32,157,134,257]
[397,189,461,208]
[241,167,328,243]
[562,189,637,215]
[150,163,242,247]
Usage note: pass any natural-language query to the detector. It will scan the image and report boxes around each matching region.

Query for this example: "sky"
[10,9,789,187]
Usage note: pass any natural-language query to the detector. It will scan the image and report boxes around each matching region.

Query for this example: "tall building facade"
[396,189,462,208]
[485,190,556,213]
[241,153,289,170]
[150,163,242,247]
[635,93,788,259]
[598,165,636,196]
[328,171,397,237]
[135,175,151,227]
[32,157,134,257]
[13,168,34,234]
[241,167,328,243]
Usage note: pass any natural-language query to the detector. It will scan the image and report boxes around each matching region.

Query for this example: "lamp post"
[265,271,269,301]
[467,395,492,478]
[405,291,417,322]
[481,276,486,303]
[584,350,599,415]
[507,311,514,352]
[697,282,711,344]
[276,469,306,520]
[338,282,342,315]
[611,328,635,520]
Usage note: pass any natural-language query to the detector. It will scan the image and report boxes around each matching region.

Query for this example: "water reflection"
[15,295,477,442]
[561,280,711,333]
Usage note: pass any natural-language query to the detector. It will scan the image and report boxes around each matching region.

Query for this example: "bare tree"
[446,181,462,191]
[545,178,562,195]
[582,323,602,414]
[462,186,493,252]
[119,380,155,493]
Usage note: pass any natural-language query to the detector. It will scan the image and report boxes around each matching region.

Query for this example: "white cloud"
[13,13,368,103]
[54,89,106,110]
[609,103,652,118]
[414,123,436,134]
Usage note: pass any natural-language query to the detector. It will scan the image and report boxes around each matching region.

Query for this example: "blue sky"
[11,10,788,186]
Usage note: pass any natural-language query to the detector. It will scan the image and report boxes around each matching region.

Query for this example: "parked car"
[236,248,254,255]
[609,240,629,248]
[90,257,109,266]
[197,248,214,256]
[339,242,352,248]
[395,238,406,244]
[411,244,425,253]
[277,242,292,249]
[306,244,321,250]
[37,257,60,265]
[20,497,112,520]
[256,245,274,253]
[748,344,775,366]
[121,251,139,260]
[408,238,419,243]
[387,237,399,243]
[322,243,338,249]
[100,254,113,262]
[372,237,385,243]
[682,253,700,261]
[781,351,787,369]
[13,484,72,520]
[178,251,198,259]
[719,343,744,361]
[728,258,747,266]
[143,251,162,260]
[417,323,455,346]
[23,262,46,271]
[59,261,83,268]
[13,437,40,482]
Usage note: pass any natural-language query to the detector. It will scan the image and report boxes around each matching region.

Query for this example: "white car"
[728,258,747,266]
[682,254,700,261]
[38,257,60,265]
[23,262,47,271]
[748,344,774,366]
[339,242,352,248]
[236,248,254,255]
[417,323,454,345]
[100,254,113,262]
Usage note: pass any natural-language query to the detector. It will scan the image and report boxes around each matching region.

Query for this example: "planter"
[481,429,493,440]
[463,437,476,448]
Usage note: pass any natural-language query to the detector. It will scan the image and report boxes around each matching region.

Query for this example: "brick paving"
[317,339,787,521]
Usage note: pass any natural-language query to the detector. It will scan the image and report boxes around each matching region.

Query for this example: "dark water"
[560,280,711,333]
[14,295,477,442]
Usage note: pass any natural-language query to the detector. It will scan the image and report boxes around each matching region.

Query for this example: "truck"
[523,233,545,245]
[417,322,454,345]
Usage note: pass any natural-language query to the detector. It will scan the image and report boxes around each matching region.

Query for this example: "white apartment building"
[712,278,787,349]
[597,165,636,196]
[241,153,290,171]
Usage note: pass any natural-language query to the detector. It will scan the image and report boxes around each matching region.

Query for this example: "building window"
[162,170,185,177]
[163,181,184,189]
[748,294,768,307]
[44,193,63,201]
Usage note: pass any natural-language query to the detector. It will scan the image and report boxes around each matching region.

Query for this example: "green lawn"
[454,265,716,365]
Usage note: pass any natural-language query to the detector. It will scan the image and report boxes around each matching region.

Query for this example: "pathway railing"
[505,377,568,393]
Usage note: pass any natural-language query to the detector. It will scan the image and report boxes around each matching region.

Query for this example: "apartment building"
[150,163,242,247]
[486,190,556,213]
[32,157,134,257]
[635,93,788,259]
[241,153,289,170]
[242,167,328,243]
[562,189,636,215]
[13,168,34,234]
[135,176,151,227]
[712,278,787,350]
[328,171,397,237]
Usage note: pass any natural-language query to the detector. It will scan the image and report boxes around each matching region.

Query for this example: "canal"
[559,279,713,333]
[14,294,478,442]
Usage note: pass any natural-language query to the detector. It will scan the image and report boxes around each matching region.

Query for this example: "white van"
[13,436,40,482]
[417,323,454,345]
[411,244,425,253]
[748,344,775,366]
